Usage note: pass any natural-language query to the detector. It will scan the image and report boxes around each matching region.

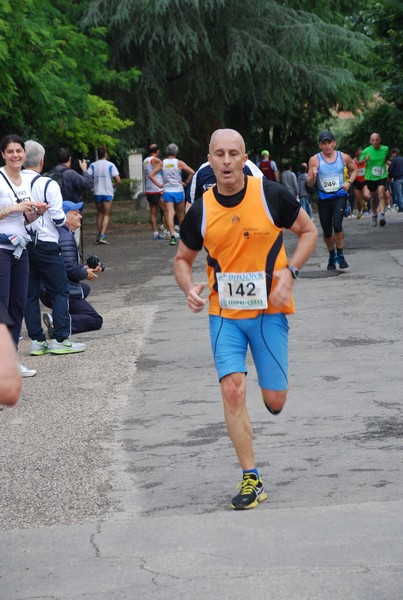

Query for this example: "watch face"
[288,265,300,278]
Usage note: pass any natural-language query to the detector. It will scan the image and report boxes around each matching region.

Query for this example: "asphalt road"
[1,209,402,599]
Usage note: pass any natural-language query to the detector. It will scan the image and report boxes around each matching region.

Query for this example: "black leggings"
[318,196,345,239]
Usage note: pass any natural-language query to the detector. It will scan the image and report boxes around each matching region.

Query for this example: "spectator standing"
[281,164,299,199]
[307,131,357,270]
[388,148,403,212]
[22,140,85,357]
[297,164,313,218]
[54,147,93,204]
[149,143,195,246]
[174,129,317,510]
[0,134,47,377]
[257,150,279,181]
[54,147,93,254]
[40,201,103,336]
[360,133,389,227]
[88,147,121,244]
[143,144,166,239]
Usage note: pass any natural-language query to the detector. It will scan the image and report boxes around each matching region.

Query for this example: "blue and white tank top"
[162,158,183,192]
[317,151,347,200]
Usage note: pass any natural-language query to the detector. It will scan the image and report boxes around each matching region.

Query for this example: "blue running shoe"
[327,255,336,270]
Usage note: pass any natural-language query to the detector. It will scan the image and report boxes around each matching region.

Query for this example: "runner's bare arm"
[344,154,358,183]
[271,209,318,308]
[307,155,319,188]
[174,241,207,313]
[148,162,163,188]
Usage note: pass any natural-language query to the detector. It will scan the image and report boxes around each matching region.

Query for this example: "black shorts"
[146,193,163,206]
[318,196,346,238]
[353,180,367,191]
[366,179,387,192]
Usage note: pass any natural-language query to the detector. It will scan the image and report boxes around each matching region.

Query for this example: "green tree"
[339,0,403,153]
[0,0,136,154]
[352,0,402,108]
[84,0,369,165]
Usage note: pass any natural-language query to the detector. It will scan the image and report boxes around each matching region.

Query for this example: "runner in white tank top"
[149,143,195,245]
[143,144,166,239]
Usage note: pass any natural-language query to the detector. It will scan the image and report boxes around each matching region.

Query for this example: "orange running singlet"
[202,176,295,320]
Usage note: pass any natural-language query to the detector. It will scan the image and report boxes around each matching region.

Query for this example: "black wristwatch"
[287,264,300,279]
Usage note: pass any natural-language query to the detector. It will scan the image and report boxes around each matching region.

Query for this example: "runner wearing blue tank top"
[307,131,357,270]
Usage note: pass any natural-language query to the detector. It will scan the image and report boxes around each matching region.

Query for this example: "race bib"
[358,167,365,177]
[372,166,384,177]
[217,271,268,310]
[320,176,340,193]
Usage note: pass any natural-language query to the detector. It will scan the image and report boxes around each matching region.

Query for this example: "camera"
[86,255,105,272]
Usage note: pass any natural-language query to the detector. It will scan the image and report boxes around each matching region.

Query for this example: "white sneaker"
[48,339,86,354]
[30,340,49,356]
[20,363,37,378]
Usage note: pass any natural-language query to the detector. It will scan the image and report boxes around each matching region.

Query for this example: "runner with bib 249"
[307,131,357,271]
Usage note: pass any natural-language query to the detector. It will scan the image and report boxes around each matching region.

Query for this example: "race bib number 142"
[216,271,268,310]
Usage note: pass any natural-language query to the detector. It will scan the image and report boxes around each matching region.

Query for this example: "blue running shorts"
[94,195,113,202]
[163,191,185,204]
[209,313,289,391]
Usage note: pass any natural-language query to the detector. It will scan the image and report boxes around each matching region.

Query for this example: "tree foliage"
[0,0,395,168]
[83,0,370,164]
[338,0,403,154]
[0,0,136,155]
[352,0,403,108]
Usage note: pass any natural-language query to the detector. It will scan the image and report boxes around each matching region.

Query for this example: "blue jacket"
[54,165,93,203]
[58,225,87,299]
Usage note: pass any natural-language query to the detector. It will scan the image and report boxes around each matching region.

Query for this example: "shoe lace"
[237,475,259,496]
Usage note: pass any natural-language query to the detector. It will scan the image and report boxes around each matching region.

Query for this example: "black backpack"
[43,166,68,199]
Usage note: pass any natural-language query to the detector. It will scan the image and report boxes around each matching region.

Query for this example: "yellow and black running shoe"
[231,473,267,510]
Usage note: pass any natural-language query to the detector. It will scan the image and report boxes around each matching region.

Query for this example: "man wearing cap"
[257,150,279,182]
[40,201,103,337]
[22,141,86,357]
[307,131,357,270]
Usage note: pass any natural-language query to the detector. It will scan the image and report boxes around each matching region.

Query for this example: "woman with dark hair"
[0,134,46,377]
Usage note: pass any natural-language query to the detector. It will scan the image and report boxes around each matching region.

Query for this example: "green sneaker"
[48,339,86,354]
[231,473,267,510]
[169,236,177,246]
[30,340,49,356]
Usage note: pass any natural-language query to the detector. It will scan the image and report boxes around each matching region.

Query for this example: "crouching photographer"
[39,201,103,336]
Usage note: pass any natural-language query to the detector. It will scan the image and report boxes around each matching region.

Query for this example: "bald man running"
[174,129,318,510]
[361,133,389,227]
